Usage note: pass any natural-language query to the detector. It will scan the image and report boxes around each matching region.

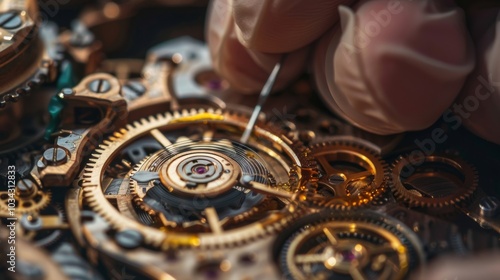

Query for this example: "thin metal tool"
[240,55,286,144]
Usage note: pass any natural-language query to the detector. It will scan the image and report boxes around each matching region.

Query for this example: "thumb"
[232,0,355,53]
[314,0,474,135]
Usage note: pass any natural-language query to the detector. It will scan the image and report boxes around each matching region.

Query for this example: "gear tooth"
[83,167,94,173]
[0,47,57,108]
[98,143,108,149]
[164,111,173,120]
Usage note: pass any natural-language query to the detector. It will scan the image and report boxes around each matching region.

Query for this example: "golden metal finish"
[81,108,315,249]
[390,154,478,209]
[309,141,388,210]
[159,150,240,197]
[36,73,127,186]
[0,187,50,215]
[278,211,427,280]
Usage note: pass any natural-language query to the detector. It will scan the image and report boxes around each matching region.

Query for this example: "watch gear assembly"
[390,154,478,209]
[274,210,425,280]
[81,108,317,249]
[309,140,388,210]
[1,1,500,279]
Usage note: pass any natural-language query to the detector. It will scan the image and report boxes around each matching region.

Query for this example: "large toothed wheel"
[81,108,317,249]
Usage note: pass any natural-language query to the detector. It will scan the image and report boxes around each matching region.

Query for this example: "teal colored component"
[44,62,77,140]
[56,61,78,90]
[44,94,65,141]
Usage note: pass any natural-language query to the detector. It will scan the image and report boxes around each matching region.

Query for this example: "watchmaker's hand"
[206,0,500,145]
[411,252,500,280]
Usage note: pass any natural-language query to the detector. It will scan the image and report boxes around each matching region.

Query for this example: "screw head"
[61,88,74,95]
[479,196,500,218]
[115,229,143,249]
[88,79,111,93]
[43,147,67,166]
[0,12,22,30]
[20,214,42,230]
[16,179,35,196]
[122,81,146,100]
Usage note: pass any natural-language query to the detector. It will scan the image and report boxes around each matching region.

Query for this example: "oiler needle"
[240,56,286,144]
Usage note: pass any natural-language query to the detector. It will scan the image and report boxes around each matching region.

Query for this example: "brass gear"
[0,1,60,108]
[0,187,51,215]
[128,150,293,228]
[82,108,317,249]
[309,140,388,210]
[390,154,478,209]
[275,211,425,280]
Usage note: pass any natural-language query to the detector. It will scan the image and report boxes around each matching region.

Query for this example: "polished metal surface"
[0,2,499,280]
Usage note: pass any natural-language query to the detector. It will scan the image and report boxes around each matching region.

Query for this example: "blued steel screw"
[0,12,22,30]
[88,79,111,93]
[17,179,35,196]
[122,81,146,99]
[115,229,143,249]
[43,147,67,165]
[61,88,74,95]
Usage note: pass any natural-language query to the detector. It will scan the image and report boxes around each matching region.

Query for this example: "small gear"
[0,179,51,215]
[389,154,478,209]
[308,140,388,210]
[81,108,316,249]
[274,210,425,280]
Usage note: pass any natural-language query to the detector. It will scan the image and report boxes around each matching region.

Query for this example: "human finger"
[206,0,309,93]
[411,252,500,280]
[232,0,355,53]
[455,4,500,145]
[313,0,475,135]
